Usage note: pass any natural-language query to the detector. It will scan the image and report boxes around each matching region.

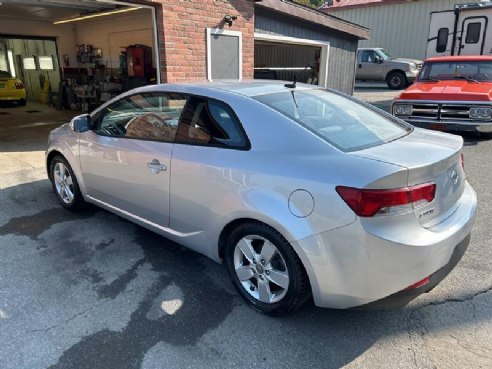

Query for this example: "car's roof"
[137,80,321,98]
[425,55,492,63]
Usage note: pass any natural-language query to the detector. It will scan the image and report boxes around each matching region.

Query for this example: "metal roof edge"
[320,0,416,12]
[256,0,370,40]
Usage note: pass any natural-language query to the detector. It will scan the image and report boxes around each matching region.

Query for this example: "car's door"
[79,92,187,227]
[169,95,250,252]
[356,50,382,80]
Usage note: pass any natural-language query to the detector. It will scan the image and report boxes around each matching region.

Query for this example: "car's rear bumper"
[0,89,26,101]
[402,118,492,133]
[291,181,477,309]
[358,232,470,309]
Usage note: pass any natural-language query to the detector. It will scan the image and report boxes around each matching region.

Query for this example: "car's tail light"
[336,183,436,217]
[15,82,24,89]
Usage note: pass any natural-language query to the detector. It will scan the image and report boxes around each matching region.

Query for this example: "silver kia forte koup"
[46,81,477,314]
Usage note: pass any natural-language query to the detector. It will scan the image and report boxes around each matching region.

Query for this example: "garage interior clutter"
[0,3,157,113]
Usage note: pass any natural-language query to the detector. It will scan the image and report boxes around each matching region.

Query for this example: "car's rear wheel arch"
[221,219,312,313]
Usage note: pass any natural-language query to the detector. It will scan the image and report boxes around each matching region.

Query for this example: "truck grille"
[395,103,487,122]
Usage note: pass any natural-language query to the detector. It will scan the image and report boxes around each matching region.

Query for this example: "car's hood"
[396,80,492,101]
[391,58,422,65]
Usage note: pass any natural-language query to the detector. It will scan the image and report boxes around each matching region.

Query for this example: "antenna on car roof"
[284,76,297,89]
[284,63,314,88]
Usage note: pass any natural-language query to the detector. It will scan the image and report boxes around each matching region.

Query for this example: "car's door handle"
[147,159,167,174]
[358,64,362,68]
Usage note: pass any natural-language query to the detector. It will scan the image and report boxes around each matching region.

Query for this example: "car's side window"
[93,93,187,142]
[175,96,248,149]
[361,50,375,63]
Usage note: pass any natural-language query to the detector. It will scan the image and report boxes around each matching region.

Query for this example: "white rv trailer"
[427,1,492,58]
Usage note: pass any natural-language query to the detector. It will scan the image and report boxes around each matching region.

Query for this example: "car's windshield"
[418,61,492,82]
[378,49,393,61]
[254,89,411,152]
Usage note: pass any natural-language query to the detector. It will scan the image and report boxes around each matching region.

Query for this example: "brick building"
[0,0,368,100]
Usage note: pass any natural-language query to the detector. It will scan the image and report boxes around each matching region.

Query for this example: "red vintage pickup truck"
[392,56,492,135]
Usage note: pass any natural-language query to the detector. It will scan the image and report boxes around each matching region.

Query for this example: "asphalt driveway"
[0,99,491,369]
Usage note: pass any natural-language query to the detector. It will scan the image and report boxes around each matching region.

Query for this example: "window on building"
[207,28,242,81]
[22,57,36,70]
[465,22,482,44]
[436,28,449,53]
[38,56,55,70]
[176,96,248,149]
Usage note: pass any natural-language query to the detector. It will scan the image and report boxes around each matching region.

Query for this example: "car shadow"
[0,179,488,369]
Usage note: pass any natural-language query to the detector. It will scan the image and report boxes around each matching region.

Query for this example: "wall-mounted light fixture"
[224,15,238,27]
[53,7,141,25]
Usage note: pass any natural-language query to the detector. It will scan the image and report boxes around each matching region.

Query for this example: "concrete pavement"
[0,98,491,369]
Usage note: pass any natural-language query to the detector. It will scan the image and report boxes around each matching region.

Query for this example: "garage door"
[254,34,330,87]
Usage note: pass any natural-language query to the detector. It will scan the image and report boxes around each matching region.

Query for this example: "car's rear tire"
[224,222,311,314]
[18,99,26,106]
[386,71,407,90]
[49,155,86,210]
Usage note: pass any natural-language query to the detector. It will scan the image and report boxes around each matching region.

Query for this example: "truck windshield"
[418,61,492,82]
[254,89,411,152]
[378,49,394,60]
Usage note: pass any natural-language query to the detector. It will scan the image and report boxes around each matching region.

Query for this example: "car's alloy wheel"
[233,235,290,304]
[225,223,310,314]
[50,155,85,210]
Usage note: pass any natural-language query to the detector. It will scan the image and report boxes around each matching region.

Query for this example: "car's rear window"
[254,89,411,152]
[0,70,12,78]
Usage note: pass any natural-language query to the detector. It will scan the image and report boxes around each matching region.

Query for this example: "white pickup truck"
[356,48,423,89]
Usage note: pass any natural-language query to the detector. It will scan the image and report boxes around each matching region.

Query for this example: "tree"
[294,0,327,9]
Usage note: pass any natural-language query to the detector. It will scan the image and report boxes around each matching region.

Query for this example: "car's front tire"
[18,99,26,106]
[386,71,407,90]
[49,155,86,210]
[225,222,311,314]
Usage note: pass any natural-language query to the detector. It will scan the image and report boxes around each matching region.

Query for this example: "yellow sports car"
[0,70,26,106]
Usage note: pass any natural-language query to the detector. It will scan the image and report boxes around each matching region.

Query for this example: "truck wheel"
[386,72,407,90]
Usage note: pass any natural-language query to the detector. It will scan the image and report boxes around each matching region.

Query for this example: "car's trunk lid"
[352,129,464,227]
[0,77,15,89]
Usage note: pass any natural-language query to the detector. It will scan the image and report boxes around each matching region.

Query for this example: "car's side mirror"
[70,114,90,133]
[374,56,383,64]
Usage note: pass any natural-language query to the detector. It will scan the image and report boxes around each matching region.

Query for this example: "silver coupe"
[46,81,477,313]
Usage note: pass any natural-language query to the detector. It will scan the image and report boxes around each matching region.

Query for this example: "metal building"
[320,0,473,60]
